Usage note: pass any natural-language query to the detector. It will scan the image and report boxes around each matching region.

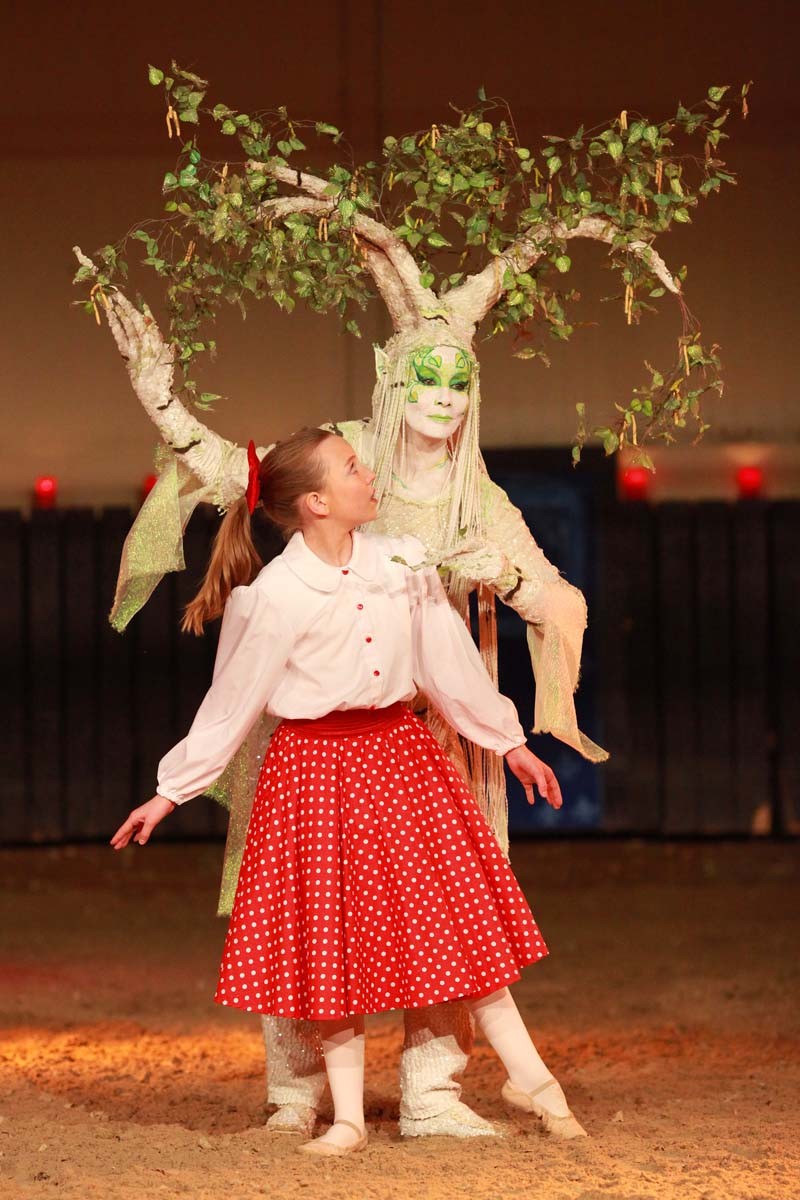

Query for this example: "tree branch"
[445,216,681,330]
[256,163,438,329]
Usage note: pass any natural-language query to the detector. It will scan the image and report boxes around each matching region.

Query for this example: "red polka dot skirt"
[214,702,548,1020]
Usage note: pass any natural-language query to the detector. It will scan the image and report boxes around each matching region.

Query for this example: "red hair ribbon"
[245,439,261,514]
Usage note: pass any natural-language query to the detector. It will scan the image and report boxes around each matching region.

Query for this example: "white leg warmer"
[261,1015,327,1110]
[399,1001,474,1120]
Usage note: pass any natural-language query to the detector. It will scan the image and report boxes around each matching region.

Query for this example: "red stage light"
[621,466,650,502]
[141,473,158,502]
[735,465,763,499]
[33,476,57,509]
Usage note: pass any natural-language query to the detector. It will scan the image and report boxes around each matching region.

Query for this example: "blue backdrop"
[482,451,611,834]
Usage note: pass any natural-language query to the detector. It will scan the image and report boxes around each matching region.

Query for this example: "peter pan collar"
[282,529,378,592]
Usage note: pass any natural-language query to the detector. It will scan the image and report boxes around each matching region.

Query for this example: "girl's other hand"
[503,745,563,809]
[110,794,177,850]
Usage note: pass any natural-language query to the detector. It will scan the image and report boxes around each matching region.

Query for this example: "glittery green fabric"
[211,710,281,917]
[109,447,216,632]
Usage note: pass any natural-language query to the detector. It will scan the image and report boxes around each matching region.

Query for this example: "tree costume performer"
[110,426,587,1155]
[75,66,746,1138]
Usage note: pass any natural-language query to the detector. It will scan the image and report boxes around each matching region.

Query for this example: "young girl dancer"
[111,427,587,1155]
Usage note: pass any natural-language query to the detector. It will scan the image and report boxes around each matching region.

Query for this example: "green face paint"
[407,346,473,403]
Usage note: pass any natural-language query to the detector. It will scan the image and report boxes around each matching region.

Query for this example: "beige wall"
[3,0,796,508]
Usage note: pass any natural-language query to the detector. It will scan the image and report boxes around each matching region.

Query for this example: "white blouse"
[156,530,527,805]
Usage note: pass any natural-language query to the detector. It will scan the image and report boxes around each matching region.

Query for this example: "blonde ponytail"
[181,496,263,635]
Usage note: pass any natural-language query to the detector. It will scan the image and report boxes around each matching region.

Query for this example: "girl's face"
[403,345,472,441]
[305,436,378,526]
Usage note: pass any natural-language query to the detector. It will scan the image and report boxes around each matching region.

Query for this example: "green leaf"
[649,287,666,298]
[420,271,435,289]
[708,85,729,102]
[338,198,356,221]
[477,84,487,101]
[597,428,619,455]
[643,125,659,148]
[427,231,451,248]
[672,208,691,223]
[148,65,164,86]
[316,122,340,137]
[221,120,237,136]
[607,139,623,161]
[516,147,530,160]
[554,255,571,273]
[548,155,562,176]
[476,122,493,139]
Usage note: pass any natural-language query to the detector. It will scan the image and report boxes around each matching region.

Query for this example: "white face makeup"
[403,345,473,443]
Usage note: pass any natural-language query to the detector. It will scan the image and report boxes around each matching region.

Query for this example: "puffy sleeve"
[156,584,294,805]
[466,480,608,763]
[399,536,527,757]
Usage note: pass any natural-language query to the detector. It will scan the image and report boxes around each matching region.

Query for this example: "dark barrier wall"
[2,471,797,842]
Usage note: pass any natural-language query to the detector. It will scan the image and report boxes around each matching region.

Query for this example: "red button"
[357,603,364,610]
[341,568,349,575]
[373,670,380,677]
[365,636,372,643]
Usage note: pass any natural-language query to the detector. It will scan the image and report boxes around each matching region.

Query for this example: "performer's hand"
[104,290,176,405]
[110,794,177,850]
[503,745,563,809]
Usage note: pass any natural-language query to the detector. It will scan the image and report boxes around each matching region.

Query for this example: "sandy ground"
[0,839,798,1200]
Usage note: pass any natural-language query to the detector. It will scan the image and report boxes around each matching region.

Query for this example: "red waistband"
[279,701,410,737]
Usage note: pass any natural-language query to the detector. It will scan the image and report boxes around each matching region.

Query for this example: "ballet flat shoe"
[298,1119,368,1157]
[501,1078,588,1140]
[400,1100,501,1139]
[265,1103,317,1136]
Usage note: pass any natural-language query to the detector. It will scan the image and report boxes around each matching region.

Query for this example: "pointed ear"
[373,345,389,379]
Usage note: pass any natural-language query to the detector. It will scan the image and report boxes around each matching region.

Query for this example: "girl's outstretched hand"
[110,794,177,850]
[503,745,563,809]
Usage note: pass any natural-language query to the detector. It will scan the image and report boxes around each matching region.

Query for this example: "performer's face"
[403,345,472,441]
[304,435,379,526]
